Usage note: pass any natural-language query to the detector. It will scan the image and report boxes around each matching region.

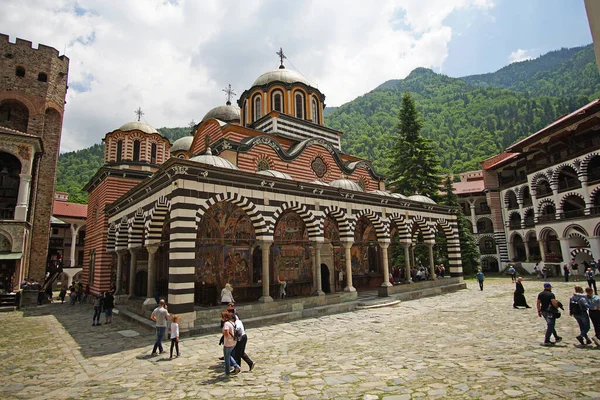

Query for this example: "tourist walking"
[475,269,485,291]
[222,311,241,376]
[169,315,180,359]
[232,314,256,372]
[569,285,592,346]
[103,291,115,324]
[278,278,287,299]
[513,277,531,308]
[537,283,563,346]
[563,264,570,282]
[570,261,579,281]
[92,294,103,326]
[508,265,517,282]
[220,283,234,305]
[585,287,600,346]
[150,299,170,355]
[584,267,597,295]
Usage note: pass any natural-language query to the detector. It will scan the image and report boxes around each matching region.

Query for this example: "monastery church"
[83,53,462,328]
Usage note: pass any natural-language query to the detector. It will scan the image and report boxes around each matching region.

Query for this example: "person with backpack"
[508,266,516,282]
[569,285,591,346]
[221,310,241,376]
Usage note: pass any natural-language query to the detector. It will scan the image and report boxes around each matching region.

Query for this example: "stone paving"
[1,277,600,399]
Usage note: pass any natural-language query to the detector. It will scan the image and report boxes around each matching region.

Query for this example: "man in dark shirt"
[537,283,563,346]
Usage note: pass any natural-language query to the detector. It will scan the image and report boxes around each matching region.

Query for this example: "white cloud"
[0,0,495,152]
[508,48,534,63]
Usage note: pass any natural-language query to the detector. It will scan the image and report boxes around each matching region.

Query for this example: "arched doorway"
[323,215,342,291]
[512,234,526,262]
[134,271,147,297]
[0,152,21,220]
[321,264,330,293]
[352,216,382,290]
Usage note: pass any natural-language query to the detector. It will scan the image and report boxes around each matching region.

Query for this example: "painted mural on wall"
[352,217,378,275]
[195,202,255,288]
[273,211,312,282]
[323,216,343,274]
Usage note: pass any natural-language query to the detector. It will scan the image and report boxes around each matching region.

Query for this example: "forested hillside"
[57,44,599,203]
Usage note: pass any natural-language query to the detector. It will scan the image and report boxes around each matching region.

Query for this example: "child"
[170,315,180,358]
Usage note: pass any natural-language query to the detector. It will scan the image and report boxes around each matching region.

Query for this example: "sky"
[0,0,594,153]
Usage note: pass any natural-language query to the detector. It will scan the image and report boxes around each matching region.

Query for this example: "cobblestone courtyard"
[1,278,600,400]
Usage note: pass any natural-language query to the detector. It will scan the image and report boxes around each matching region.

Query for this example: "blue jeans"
[223,346,239,375]
[574,313,590,338]
[542,311,559,343]
[153,326,166,353]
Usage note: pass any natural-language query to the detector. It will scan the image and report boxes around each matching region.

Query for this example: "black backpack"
[570,297,582,315]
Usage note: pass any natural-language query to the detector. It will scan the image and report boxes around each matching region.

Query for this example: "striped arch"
[524,230,537,241]
[434,218,458,240]
[509,231,524,243]
[481,254,499,262]
[128,208,146,248]
[570,247,593,260]
[475,215,493,224]
[537,198,556,214]
[503,189,517,206]
[530,171,550,187]
[538,227,559,241]
[353,209,389,241]
[195,192,268,239]
[477,233,496,241]
[563,224,589,238]
[595,222,600,237]
[115,216,129,250]
[558,192,585,213]
[590,185,600,203]
[507,210,522,221]
[436,217,462,275]
[271,201,319,240]
[523,206,534,217]
[321,206,352,241]
[410,215,435,243]
[516,185,529,202]
[145,196,171,244]
[388,213,411,242]
[106,223,117,252]
[566,232,591,247]
[551,162,578,184]
[581,152,600,177]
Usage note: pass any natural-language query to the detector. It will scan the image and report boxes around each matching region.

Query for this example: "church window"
[272,91,283,112]
[37,72,47,82]
[257,158,270,172]
[88,249,96,284]
[311,97,319,123]
[116,140,123,162]
[15,66,25,77]
[253,95,262,121]
[151,143,157,164]
[295,92,305,119]
[311,156,327,178]
[133,140,141,162]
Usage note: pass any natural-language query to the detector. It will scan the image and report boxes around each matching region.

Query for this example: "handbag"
[547,303,561,318]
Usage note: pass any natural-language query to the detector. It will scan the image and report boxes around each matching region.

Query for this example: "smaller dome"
[118,121,159,134]
[408,194,436,204]
[189,147,239,170]
[368,190,392,197]
[202,103,241,123]
[329,179,363,192]
[309,180,330,186]
[171,136,194,153]
[257,170,293,180]
[390,193,408,199]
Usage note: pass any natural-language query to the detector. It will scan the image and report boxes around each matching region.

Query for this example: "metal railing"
[0,207,15,219]
[557,178,581,192]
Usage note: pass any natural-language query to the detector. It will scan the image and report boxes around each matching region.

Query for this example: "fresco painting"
[273,211,312,282]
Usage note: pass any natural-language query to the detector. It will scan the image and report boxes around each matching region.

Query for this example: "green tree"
[441,176,480,275]
[388,91,440,198]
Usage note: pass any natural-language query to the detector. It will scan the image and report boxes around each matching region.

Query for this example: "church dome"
[252,68,315,88]
[257,170,293,180]
[369,190,393,196]
[201,103,241,123]
[329,179,363,192]
[170,136,194,153]
[118,121,159,134]
[408,194,436,204]
[189,148,239,170]
[390,193,408,199]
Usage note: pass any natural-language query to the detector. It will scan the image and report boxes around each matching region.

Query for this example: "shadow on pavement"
[22,302,153,359]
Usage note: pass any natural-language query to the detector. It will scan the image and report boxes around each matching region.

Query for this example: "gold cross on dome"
[134,107,144,121]
[222,84,236,105]
[276,47,286,67]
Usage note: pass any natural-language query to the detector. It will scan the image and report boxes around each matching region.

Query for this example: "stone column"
[14,174,32,221]
[128,248,138,295]
[259,240,273,303]
[313,241,325,296]
[470,203,477,233]
[115,250,125,294]
[427,243,436,279]
[69,224,81,268]
[589,236,600,261]
[559,238,571,265]
[551,185,561,220]
[538,240,546,261]
[379,242,391,287]
[403,243,411,281]
[524,241,531,262]
[582,181,592,215]
[341,242,355,292]
[146,244,159,298]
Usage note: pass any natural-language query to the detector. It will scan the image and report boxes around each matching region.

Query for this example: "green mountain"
[57,45,599,204]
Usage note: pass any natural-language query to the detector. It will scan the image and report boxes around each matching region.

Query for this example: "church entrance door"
[321,264,330,293]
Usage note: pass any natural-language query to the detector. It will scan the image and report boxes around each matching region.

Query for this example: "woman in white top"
[221,283,234,305]
[169,315,180,358]
[232,314,256,371]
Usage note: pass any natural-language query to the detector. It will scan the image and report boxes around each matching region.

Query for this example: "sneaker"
[232,366,240,375]
[592,337,600,347]
[177,353,181,357]
[543,341,555,346]
[585,337,592,345]
[249,362,256,372]
[555,337,562,343]
[576,336,585,345]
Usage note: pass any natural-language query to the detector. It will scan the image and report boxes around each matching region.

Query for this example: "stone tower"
[0,34,69,283]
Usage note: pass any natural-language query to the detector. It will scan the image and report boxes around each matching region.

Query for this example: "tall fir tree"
[442,176,480,275]
[388,91,440,199]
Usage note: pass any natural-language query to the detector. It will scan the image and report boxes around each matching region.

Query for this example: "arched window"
[0,152,22,220]
[0,100,30,132]
[311,97,319,123]
[272,91,283,112]
[295,92,305,119]
[37,72,47,82]
[151,143,157,164]
[253,95,262,122]
[257,158,270,172]
[116,141,123,162]
[133,140,141,162]
[15,67,25,77]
